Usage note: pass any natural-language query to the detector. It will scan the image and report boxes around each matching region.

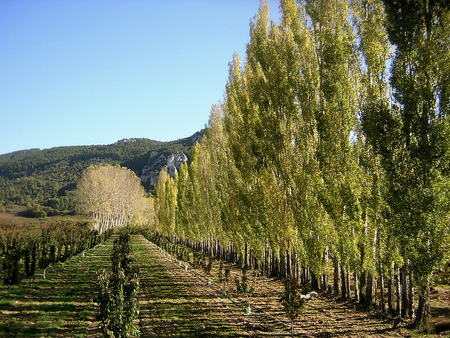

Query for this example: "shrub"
[96,232,140,337]
[280,278,305,338]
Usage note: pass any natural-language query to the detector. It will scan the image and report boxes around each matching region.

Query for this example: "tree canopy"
[153,0,450,330]
[75,165,149,234]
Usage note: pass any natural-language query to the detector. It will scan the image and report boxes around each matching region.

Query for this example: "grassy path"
[0,237,114,337]
[0,234,246,337]
[133,235,242,337]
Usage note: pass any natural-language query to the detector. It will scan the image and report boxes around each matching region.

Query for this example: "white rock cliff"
[141,151,188,186]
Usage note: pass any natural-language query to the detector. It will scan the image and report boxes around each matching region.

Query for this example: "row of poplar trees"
[154,0,449,329]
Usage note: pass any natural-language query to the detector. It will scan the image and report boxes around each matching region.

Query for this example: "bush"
[96,232,140,337]
[235,267,256,294]
[280,278,305,338]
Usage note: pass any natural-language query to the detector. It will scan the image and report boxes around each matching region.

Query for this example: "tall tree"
[154,168,177,236]
[306,0,362,297]
[174,162,191,241]
[355,0,393,308]
[365,0,450,328]
[278,0,331,281]
[223,52,259,257]
[200,104,233,247]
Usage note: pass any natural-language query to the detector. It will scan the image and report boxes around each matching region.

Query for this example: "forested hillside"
[0,132,202,214]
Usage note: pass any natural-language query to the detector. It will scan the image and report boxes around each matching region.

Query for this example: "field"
[0,232,448,337]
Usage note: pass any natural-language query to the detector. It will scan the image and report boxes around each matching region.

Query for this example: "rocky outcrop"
[141,151,188,186]
[139,130,203,187]
[190,131,203,144]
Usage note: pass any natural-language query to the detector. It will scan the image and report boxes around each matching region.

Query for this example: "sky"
[0,0,281,155]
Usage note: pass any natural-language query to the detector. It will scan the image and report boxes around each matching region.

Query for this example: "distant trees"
[0,136,198,212]
[153,0,450,330]
[75,165,148,234]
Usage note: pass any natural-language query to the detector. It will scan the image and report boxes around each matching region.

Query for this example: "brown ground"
[135,236,450,337]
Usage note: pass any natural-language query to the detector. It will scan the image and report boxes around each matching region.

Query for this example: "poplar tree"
[355,0,393,308]
[364,0,450,328]
[175,162,191,241]
[245,0,295,263]
[154,169,177,236]
[201,104,233,247]
[306,0,361,297]
[278,0,331,281]
[223,53,259,258]
[187,143,208,243]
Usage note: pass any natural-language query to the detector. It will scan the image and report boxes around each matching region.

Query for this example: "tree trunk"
[359,270,367,306]
[280,251,286,279]
[408,271,414,318]
[415,282,431,330]
[263,248,268,277]
[341,265,347,299]
[311,271,319,291]
[271,251,278,277]
[286,250,291,278]
[322,272,328,293]
[346,269,351,299]
[401,262,409,318]
[366,272,373,307]
[322,249,328,292]
[387,264,393,315]
[354,273,359,302]
[244,243,249,269]
[333,258,340,297]
[395,263,401,315]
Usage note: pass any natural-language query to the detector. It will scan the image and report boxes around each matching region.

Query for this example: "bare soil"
[135,235,450,337]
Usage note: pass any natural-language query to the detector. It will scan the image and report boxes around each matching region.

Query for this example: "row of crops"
[0,220,112,290]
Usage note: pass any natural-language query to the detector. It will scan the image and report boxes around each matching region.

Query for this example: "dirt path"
[134,235,412,337]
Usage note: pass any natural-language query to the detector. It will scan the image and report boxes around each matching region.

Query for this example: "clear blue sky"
[0,0,280,155]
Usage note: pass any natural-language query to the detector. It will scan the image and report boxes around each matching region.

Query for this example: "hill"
[0,131,203,215]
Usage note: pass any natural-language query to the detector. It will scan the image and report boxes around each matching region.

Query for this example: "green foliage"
[23,237,38,282]
[192,251,203,269]
[147,0,449,328]
[1,236,23,291]
[280,278,305,337]
[0,220,111,290]
[96,233,140,337]
[360,0,450,328]
[140,229,193,264]
[235,267,256,294]
[218,261,224,284]
[202,256,213,275]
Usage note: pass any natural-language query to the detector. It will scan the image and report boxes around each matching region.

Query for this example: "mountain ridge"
[0,130,203,214]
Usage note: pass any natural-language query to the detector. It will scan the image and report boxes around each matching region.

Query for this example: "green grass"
[0,234,242,337]
[0,237,114,337]
[133,235,242,337]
